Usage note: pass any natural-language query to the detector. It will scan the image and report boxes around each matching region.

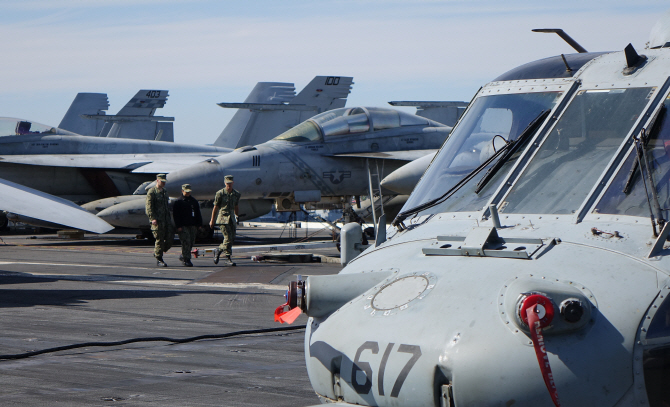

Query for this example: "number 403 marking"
[352,341,422,397]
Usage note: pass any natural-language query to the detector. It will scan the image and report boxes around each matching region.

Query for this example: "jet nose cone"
[96,206,123,226]
[167,159,224,199]
[381,153,435,195]
[96,199,146,228]
[381,170,417,195]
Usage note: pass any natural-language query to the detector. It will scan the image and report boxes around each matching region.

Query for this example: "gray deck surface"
[0,226,341,406]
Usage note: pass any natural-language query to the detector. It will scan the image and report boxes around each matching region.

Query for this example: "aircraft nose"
[381,153,435,195]
[96,205,127,227]
[381,171,415,195]
[167,159,224,199]
[96,198,147,228]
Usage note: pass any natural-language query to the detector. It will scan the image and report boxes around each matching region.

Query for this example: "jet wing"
[0,177,113,234]
[330,149,437,161]
[0,154,222,173]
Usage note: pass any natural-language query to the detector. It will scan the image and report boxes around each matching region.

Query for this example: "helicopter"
[274,11,670,407]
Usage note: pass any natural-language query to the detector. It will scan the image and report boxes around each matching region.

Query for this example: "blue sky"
[0,1,668,145]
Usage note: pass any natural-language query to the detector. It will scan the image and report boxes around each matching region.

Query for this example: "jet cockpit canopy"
[0,118,79,138]
[273,107,441,143]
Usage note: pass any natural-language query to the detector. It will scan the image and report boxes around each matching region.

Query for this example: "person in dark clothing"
[173,183,202,267]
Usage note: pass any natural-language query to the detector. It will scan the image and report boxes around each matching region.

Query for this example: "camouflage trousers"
[152,221,174,257]
[178,225,198,260]
[217,221,237,256]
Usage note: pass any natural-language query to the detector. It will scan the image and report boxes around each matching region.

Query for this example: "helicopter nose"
[167,158,225,199]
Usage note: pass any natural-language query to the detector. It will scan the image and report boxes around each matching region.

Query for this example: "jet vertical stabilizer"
[213,82,296,148]
[214,76,353,148]
[95,90,174,142]
[291,75,354,114]
[58,93,110,136]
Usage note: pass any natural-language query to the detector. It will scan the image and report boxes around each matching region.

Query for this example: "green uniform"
[145,186,173,257]
[214,187,241,256]
[178,226,198,260]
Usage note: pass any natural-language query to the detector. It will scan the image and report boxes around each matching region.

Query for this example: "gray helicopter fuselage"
[294,44,670,407]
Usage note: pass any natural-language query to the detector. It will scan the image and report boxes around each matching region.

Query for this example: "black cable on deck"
[0,325,307,361]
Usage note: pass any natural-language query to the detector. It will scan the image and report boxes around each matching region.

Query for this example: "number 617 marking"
[351,341,421,397]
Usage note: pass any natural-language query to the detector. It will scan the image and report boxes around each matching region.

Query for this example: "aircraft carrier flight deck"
[0,225,340,406]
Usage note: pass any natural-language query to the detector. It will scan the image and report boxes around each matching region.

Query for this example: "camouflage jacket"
[145,186,171,223]
[214,188,241,224]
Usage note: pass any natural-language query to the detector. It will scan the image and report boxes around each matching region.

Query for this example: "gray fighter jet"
[0,116,230,202]
[272,11,670,407]
[165,107,455,214]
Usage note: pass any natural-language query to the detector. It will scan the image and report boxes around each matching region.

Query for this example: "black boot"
[226,255,236,267]
[184,258,193,267]
[213,248,222,265]
[156,256,167,267]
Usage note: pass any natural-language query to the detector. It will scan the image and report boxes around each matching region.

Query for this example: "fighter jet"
[165,106,457,215]
[76,76,355,233]
[272,11,670,407]
[0,117,231,202]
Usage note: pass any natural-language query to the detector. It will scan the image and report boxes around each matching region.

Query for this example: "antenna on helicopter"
[532,28,588,53]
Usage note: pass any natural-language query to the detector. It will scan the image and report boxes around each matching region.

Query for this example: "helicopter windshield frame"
[590,80,670,224]
[497,86,658,217]
[397,79,573,222]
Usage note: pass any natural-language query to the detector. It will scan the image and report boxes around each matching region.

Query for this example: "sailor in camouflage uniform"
[145,173,173,267]
[210,175,241,266]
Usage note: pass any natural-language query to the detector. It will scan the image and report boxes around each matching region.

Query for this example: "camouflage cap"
[156,174,167,181]
[182,184,192,192]
[224,175,234,183]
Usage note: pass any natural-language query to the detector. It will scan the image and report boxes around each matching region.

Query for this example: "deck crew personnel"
[145,174,173,267]
[173,183,202,267]
[210,175,241,266]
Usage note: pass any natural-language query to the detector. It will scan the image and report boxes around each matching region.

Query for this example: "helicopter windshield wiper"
[393,135,520,226]
[475,110,551,194]
[629,127,666,236]
[393,109,551,227]
[623,106,665,194]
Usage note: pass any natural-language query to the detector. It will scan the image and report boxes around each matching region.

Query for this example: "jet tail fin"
[388,101,468,126]
[88,90,174,141]
[212,82,296,148]
[116,89,169,116]
[58,93,110,136]
[213,76,353,148]
[291,76,353,113]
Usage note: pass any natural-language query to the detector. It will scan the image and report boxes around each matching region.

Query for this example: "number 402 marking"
[352,341,422,397]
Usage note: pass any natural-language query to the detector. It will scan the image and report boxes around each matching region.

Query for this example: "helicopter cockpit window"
[273,120,323,143]
[595,95,670,219]
[643,294,670,406]
[400,91,560,214]
[0,118,75,137]
[500,87,654,215]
